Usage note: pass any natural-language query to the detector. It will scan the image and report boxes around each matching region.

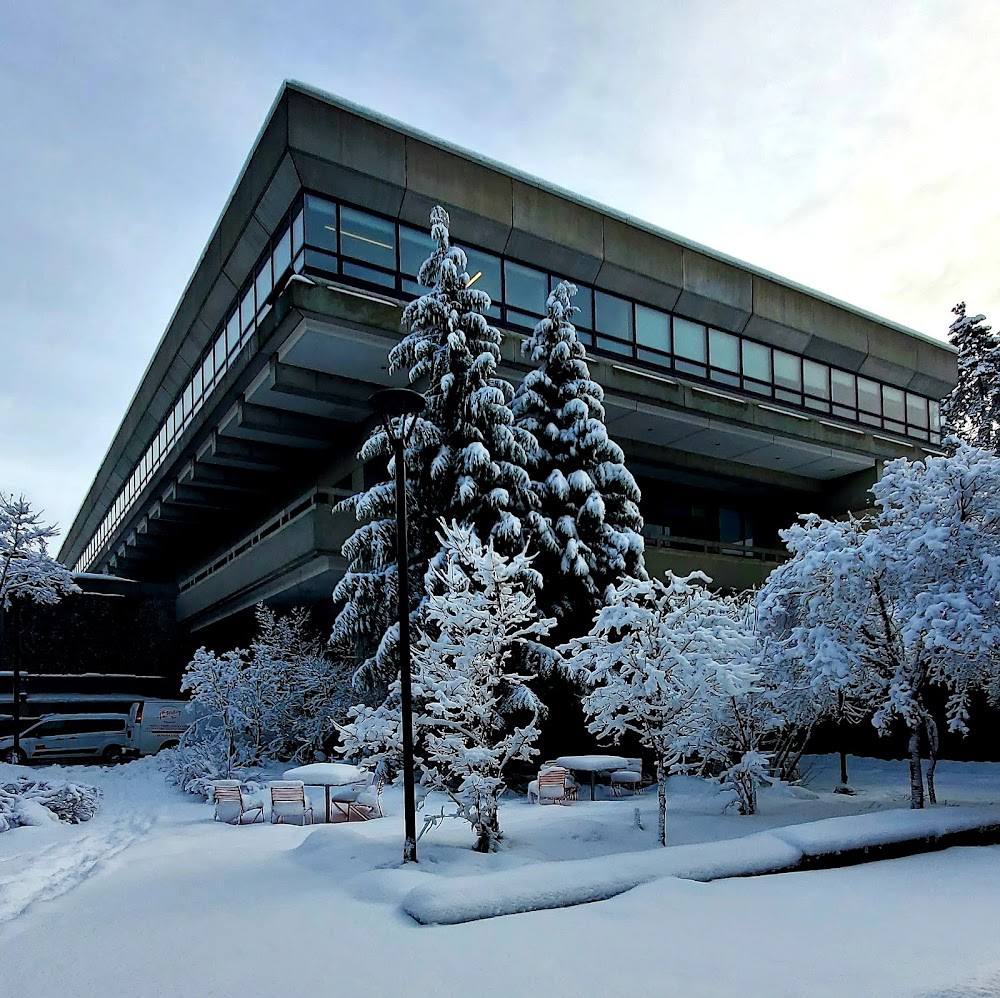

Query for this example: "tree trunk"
[656,761,667,847]
[473,800,502,853]
[908,725,925,809]
[924,715,939,806]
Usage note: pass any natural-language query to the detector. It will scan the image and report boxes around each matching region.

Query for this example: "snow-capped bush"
[161,728,244,798]
[0,777,102,832]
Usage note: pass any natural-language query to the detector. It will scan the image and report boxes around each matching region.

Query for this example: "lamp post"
[369,387,425,864]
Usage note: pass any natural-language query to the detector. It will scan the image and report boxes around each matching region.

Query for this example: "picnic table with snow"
[283,763,369,823]
[555,755,630,800]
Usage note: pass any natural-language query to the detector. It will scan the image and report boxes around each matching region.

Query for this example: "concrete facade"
[59,82,957,636]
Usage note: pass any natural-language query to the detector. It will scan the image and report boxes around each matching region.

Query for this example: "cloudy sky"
[1,0,997,540]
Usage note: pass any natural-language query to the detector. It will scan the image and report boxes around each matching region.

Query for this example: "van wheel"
[158,741,180,752]
[102,745,124,765]
[3,747,27,765]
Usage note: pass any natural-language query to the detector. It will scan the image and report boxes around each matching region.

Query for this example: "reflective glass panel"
[773,350,802,391]
[273,225,292,280]
[560,281,593,330]
[906,393,928,428]
[464,247,502,313]
[595,291,632,339]
[255,257,272,312]
[213,331,226,373]
[636,304,670,353]
[399,225,435,282]
[883,385,905,423]
[303,196,337,253]
[291,208,304,254]
[709,328,739,372]
[857,376,881,414]
[673,317,707,362]
[339,206,396,270]
[929,399,941,432]
[240,284,255,332]
[803,359,830,399]
[226,309,240,356]
[742,340,770,382]
[504,261,547,315]
[831,369,856,406]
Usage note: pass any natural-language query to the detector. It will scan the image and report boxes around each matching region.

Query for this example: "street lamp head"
[369,388,425,419]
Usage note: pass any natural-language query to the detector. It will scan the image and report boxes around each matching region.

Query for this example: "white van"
[0,713,131,765]
[128,700,205,756]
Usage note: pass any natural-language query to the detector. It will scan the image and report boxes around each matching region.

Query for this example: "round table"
[283,763,369,823]
[554,755,630,801]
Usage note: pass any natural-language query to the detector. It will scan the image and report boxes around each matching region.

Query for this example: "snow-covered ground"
[1,755,999,997]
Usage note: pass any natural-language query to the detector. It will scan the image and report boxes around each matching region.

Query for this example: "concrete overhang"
[62,79,958,570]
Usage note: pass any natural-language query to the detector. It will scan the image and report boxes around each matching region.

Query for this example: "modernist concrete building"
[59,81,956,640]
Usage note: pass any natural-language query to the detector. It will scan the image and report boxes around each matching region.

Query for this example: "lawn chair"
[347,772,385,821]
[268,780,314,825]
[611,758,644,797]
[528,766,578,805]
[212,780,264,825]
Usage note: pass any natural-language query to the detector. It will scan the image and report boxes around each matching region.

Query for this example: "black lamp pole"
[369,388,425,864]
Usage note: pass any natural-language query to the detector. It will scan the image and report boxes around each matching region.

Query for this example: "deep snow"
[1,754,999,997]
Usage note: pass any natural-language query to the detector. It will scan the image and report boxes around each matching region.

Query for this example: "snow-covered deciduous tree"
[341,521,554,852]
[758,442,1000,808]
[0,494,77,609]
[177,606,356,780]
[513,281,646,634]
[942,303,1000,453]
[566,571,759,845]
[332,207,539,690]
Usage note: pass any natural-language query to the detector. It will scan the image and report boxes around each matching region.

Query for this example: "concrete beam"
[218,401,334,449]
[196,433,286,474]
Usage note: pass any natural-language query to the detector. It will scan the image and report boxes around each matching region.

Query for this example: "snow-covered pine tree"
[0,493,77,609]
[942,302,1000,453]
[340,521,554,852]
[332,207,539,689]
[513,281,646,632]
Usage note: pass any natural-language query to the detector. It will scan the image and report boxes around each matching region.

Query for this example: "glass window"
[255,256,272,312]
[200,353,213,394]
[595,291,632,341]
[636,305,670,353]
[303,195,337,253]
[673,318,707,362]
[906,393,929,429]
[291,207,304,254]
[831,369,856,406]
[339,206,396,271]
[857,376,880,414]
[883,385,905,424]
[213,330,226,374]
[342,261,396,289]
[504,261,547,316]
[226,309,240,356]
[803,359,830,400]
[464,247,501,316]
[709,329,739,371]
[399,225,435,283]
[773,351,802,391]
[742,340,771,386]
[562,282,593,330]
[272,224,292,281]
[929,399,941,435]
[240,283,255,333]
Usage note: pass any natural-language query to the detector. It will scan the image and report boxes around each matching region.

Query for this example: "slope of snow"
[0,754,998,998]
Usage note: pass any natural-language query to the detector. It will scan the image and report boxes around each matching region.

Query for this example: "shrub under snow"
[0,776,102,832]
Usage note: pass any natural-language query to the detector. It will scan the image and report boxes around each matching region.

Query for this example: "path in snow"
[0,759,161,925]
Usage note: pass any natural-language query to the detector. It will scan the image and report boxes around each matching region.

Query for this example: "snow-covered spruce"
[332,207,540,690]
[341,521,554,852]
[512,281,646,633]
[942,302,1000,454]
[758,441,1000,808]
[0,777,102,832]
[565,571,759,845]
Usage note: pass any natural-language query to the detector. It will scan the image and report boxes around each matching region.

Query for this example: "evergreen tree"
[942,302,1000,453]
[331,207,539,688]
[512,281,646,631]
